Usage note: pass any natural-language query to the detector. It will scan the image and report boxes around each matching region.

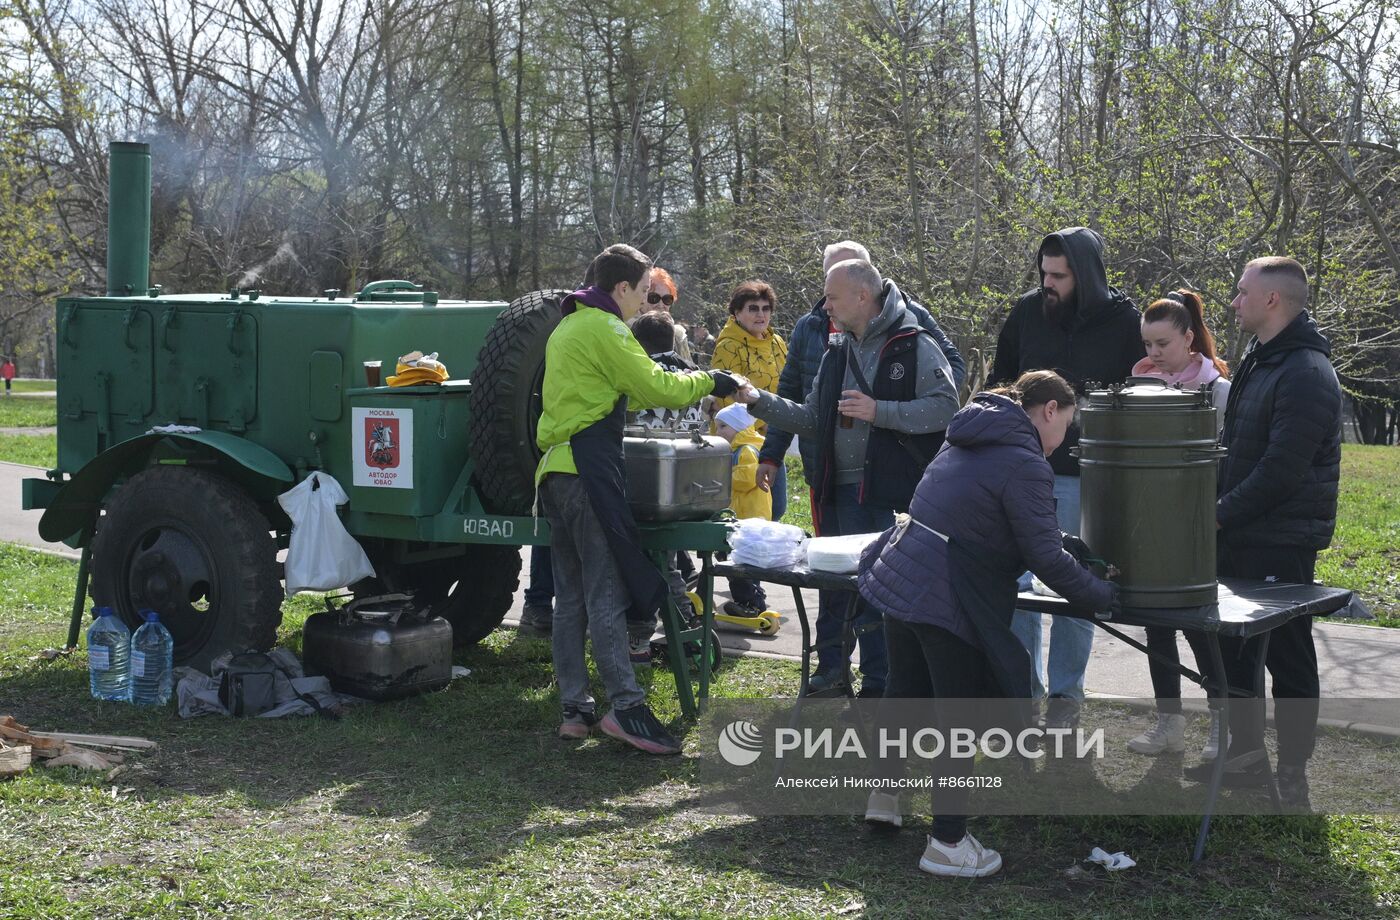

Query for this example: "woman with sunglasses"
[644,268,693,364]
[711,279,789,622]
[711,280,790,510]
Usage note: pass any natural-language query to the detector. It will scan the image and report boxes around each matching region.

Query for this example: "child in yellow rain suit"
[714,403,771,618]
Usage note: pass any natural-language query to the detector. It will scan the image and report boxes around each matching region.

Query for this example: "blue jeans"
[1011,474,1094,700]
[524,544,554,608]
[770,462,788,522]
[814,483,894,691]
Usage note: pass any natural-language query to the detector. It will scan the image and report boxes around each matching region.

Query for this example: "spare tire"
[469,290,567,514]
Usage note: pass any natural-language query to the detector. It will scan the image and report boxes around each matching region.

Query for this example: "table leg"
[1193,634,1230,863]
[698,552,715,714]
[658,546,716,716]
[838,593,859,698]
[662,592,697,719]
[1250,632,1282,812]
[793,586,813,698]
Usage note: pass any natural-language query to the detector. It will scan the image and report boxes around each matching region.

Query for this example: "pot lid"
[1086,377,1214,409]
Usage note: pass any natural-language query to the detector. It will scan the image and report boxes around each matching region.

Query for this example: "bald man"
[734,259,959,697]
[1183,256,1342,810]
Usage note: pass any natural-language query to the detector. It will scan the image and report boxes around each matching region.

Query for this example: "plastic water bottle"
[87,606,131,702]
[130,609,174,707]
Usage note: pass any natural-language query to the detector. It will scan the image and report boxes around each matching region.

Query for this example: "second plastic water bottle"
[130,609,174,707]
[87,606,131,702]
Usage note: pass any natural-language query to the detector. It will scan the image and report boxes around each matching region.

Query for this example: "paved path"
[1,461,55,552]
[0,427,56,437]
[4,460,1397,702]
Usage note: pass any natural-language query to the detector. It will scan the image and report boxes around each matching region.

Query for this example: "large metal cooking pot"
[1077,378,1228,608]
[623,424,732,522]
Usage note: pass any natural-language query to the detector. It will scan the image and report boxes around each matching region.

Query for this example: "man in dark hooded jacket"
[989,227,1144,727]
[1182,256,1341,810]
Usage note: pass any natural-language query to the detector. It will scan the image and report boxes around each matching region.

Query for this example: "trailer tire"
[469,289,566,515]
[403,544,523,646]
[89,466,282,672]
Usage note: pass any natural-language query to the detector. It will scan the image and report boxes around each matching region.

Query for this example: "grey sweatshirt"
[751,280,959,484]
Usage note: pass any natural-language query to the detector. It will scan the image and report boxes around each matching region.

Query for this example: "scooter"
[704,592,782,635]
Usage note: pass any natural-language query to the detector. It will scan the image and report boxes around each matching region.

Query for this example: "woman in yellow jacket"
[711,280,789,519]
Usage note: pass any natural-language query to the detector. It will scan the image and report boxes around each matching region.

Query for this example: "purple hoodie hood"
[560,286,623,320]
[946,392,1045,458]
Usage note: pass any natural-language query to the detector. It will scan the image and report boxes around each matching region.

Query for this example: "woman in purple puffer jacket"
[856,370,1118,880]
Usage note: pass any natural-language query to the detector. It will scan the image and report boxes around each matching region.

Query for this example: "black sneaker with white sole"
[601,704,682,755]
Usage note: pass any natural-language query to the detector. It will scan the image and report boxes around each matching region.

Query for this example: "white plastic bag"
[277,473,375,596]
[728,519,806,569]
[805,532,885,574]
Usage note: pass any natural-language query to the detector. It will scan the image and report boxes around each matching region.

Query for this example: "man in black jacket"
[1184,256,1341,809]
[990,227,1144,728]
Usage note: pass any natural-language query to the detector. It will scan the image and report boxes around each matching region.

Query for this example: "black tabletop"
[714,562,865,593]
[712,562,1352,639]
[1021,578,1352,637]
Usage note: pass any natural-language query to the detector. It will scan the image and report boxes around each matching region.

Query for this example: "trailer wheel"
[469,290,566,514]
[89,466,282,672]
[403,544,523,646]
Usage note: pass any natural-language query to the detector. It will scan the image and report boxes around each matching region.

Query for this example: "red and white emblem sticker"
[352,407,414,488]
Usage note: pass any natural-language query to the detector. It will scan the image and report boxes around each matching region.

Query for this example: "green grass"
[1318,446,1400,625]
[6,378,56,394]
[0,395,57,428]
[783,455,813,533]
[0,433,58,468]
[2,542,1398,918]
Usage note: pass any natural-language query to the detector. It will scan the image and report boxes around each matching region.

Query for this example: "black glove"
[708,370,743,398]
[1061,533,1092,565]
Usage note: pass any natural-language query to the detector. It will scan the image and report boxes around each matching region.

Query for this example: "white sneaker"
[1127,712,1186,755]
[1200,710,1231,760]
[919,833,1003,878]
[864,791,902,829]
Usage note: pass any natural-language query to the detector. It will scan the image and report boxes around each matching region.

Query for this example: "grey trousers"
[541,474,645,712]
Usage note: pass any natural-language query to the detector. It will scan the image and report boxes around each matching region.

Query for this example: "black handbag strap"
[267,656,340,720]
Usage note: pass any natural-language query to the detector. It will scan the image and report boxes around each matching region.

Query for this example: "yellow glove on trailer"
[387,350,449,386]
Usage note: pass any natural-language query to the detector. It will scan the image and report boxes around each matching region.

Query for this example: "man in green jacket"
[537,243,743,754]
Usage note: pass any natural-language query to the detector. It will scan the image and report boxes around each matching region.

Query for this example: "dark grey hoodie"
[751,279,959,485]
[989,226,1145,476]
